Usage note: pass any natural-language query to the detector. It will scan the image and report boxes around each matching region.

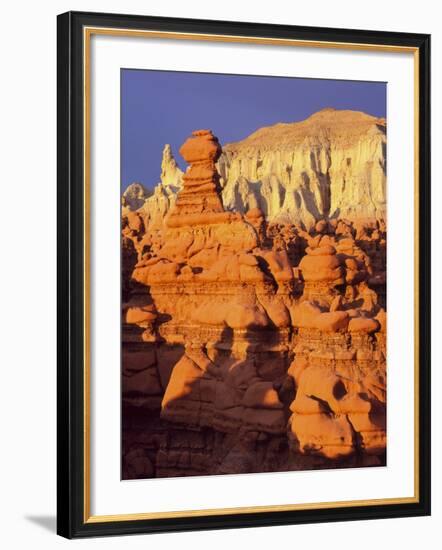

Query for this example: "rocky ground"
[121,125,387,479]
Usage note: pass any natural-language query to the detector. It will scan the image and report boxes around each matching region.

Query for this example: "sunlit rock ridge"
[124,109,386,229]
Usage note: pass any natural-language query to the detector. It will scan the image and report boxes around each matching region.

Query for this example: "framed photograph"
[57,11,431,538]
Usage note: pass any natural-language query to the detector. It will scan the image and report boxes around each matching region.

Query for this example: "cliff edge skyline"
[123,108,386,229]
[121,69,386,190]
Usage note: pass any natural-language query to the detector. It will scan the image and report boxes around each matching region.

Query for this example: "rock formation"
[126,144,184,230]
[122,125,387,479]
[166,130,239,228]
[219,109,386,227]
[161,143,183,188]
[123,109,386,230]
[122,182,151,211]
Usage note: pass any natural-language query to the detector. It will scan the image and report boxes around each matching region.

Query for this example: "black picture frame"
[57,10,431,539]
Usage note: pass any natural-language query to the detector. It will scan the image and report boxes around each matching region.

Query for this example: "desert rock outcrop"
[220,109,386,228]
[124,109,386,231]
[122,125,387,479]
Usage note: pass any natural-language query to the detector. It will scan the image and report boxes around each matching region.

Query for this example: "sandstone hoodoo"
[122,122,387,479]
[166,129,240,228]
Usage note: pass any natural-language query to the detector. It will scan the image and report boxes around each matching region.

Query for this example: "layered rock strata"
[122,128,387,479]
[124,109,386,230]
[220,109,386,227]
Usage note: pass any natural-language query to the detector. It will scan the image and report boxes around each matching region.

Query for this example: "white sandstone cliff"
[125,145,184,229]
[219,108,386,227]
[122,182,151,211]
[123,109,386,229]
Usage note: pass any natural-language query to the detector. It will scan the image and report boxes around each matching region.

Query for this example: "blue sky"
[121,69,386,191]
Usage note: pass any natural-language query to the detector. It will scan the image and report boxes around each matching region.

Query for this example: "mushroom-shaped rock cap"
[179,129,222,164]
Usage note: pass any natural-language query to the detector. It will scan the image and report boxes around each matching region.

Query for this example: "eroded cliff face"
[219,109,386,227]
[122,182,151,211]
[126,147,183,230]
[121,128,387,479]
[125,109,386,230]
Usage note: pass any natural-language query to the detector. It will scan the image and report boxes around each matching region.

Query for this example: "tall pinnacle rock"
[166,130,239,227]
[160,144,183,188]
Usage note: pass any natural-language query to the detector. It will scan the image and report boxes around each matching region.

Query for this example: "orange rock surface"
[166,130,231,227]
[122,129,387,479]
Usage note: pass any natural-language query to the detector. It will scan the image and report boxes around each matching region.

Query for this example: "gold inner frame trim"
[83,26,420,524]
